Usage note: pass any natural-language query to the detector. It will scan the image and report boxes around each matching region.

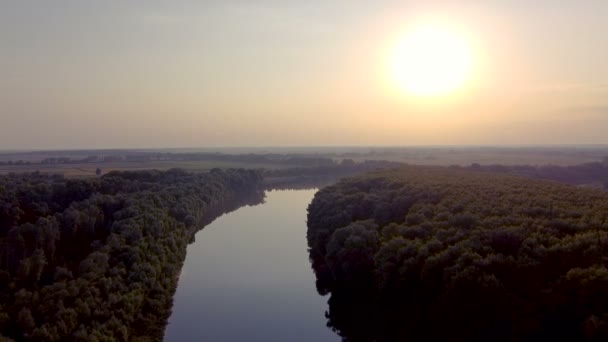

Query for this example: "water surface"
[165,189,338,342]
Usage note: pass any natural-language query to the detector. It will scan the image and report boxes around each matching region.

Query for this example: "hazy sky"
[2,1,608,149]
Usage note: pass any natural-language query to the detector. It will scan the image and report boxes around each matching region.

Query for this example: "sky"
[1,1,608,149]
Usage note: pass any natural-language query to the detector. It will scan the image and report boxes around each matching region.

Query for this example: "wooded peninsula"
[307,166,608,341]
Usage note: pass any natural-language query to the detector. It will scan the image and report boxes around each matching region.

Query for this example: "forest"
[0,168,264,341]
[307,166,608,341]
[463,161,608,190]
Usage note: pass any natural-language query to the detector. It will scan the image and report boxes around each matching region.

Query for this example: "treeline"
[307,166,608,341]
[2,152,341,167]
[0,169,263,341]
[2,151,405,172]
[263,159,402,189]
[464,160,608,189]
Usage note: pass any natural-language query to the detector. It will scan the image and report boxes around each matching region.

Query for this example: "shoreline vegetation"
[0,155,405,341]
[307,166,608,341]
[0,169,264,341]
[0,150,607,341]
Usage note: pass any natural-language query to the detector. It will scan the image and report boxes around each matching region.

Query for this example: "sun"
[390,24,474,97]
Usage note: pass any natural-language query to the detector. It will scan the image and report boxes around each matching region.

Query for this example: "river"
[164,189,339,341]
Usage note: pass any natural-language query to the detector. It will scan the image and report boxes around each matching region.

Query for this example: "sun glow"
[390,24,474,97]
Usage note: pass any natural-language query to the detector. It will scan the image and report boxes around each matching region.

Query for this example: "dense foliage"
[0,169,263,341]
[307,167,608,341]
[464,161,608,190]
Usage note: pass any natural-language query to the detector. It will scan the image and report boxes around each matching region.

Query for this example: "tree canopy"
[0,169,263,341]
[307,166,608,341]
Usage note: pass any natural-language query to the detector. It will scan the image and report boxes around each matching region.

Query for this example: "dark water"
[164,189,339,342]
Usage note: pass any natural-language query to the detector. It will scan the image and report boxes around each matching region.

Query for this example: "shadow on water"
[159,188,267,337]
[187,188,267,243]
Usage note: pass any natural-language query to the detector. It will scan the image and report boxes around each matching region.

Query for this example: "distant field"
[0,146,606,177]
[0,160,288,177]
[352,150,604,166]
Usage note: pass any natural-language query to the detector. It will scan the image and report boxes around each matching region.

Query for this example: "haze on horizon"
[2,1,607,150]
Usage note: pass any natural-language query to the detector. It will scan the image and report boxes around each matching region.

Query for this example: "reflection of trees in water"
[188,189,266,244]
[307,167,608,341]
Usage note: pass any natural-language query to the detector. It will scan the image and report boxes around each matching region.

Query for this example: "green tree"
[17,308,35,334]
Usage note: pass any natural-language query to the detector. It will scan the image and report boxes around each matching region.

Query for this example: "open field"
[0,146,606,177]
[0,160,290,177]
